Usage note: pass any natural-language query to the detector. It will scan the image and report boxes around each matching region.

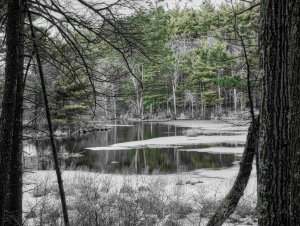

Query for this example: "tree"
[0,1,25,225]
[207,1,260,225]
[257,1,300,225]
[53,58,94,132]
[167,2,260,119]
[115,6,172,118]
[184,40,234,118]
[0,0,150,225]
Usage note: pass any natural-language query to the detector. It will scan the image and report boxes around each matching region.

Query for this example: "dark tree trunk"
[207,117,259,226]
[0,1,24,225]
[27,6,70,226]
[258,1,300,225]
[8,3,25,222]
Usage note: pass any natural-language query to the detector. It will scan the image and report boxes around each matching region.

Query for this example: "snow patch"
[85,146,131,151]
[109,134,246,148]
[178,147,244,154]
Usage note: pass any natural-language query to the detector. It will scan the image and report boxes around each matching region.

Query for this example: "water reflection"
[24,122,243,174]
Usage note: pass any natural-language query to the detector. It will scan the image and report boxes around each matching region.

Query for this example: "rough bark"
[207,117,259,226]
[0,1,24,225]
[7,20,25,226]
[258,1,300,225]
[7,1,25,225]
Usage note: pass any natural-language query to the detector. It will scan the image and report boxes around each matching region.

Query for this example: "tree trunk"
[27,6,70,226]
[172,84,177,118]
[207,117,259,226]
[218,85,222,114]
[232,68,238,114]
[200,83,204,118]
[113,87,117,119]
[0,1,24,225]
[8,1,25,223]
[191,100,194,118]
[240,92,243,111]
[233,88,237,113]
[258,1,300,225]
[140,65,144,119]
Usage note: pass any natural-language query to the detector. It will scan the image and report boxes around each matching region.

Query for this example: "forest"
[3,0,260,135]
[0,0,300,226]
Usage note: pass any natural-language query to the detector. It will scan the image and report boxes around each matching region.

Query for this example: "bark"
[8,0,25,223]
[27,6,70,226]
[207,117,259,226]
[258,1,300,225]
[0,1,24,225]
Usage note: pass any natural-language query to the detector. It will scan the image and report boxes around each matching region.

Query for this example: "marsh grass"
[24,173,257,226]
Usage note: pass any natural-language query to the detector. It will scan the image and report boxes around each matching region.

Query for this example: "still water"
[24,122,243,174]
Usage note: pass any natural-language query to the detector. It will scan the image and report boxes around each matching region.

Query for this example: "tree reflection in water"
[23,122,242,174]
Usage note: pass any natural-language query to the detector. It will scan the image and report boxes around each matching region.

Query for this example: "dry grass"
[24,173,257,226]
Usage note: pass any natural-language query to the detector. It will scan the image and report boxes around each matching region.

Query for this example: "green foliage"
[53,104,89,128]
[214,75,246,88]
[170,3,218,37]
[116,7,174,111]
[52,39,94,129]
[46,1,260,120]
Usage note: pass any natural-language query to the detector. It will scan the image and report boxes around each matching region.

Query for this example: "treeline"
[15,1,261,135]
[114,2,261,120]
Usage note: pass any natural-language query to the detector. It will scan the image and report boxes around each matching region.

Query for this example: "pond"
[24,121,244,174]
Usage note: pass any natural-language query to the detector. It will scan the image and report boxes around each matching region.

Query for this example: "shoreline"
[87,119,249,151]
[23,119,256,225]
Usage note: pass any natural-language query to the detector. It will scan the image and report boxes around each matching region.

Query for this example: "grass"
[24,172,257,226]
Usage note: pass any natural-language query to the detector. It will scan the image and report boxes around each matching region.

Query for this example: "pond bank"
[23,123,111,141]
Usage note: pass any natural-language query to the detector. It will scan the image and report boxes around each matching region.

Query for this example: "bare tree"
[0,0,150,225]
